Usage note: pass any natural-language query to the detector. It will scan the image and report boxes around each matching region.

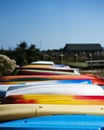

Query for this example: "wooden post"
[60,53,64,64]
[75,53,78,62]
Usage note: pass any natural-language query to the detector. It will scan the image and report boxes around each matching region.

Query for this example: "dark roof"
[63,43,103,51]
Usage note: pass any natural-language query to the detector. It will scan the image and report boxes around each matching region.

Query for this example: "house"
[63,43,103,55]
[63,43,104,61]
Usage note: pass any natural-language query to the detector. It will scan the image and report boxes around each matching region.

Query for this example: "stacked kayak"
[1,114,104,130]
[0,73,104,99]
[1,61,104,129]
[13,61,80,75]
[1,104,104,121]
[0,79,93,98]
[0,74,104,85]
[3,94,104,105]
[4,83,104,97]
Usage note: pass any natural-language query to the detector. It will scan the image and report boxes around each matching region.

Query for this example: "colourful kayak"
[0,114,104,129]
[3,94,104,105]
[13,63,80,75]
[14,68,80,75]
[0,74,104,85]
[1,104,104,122]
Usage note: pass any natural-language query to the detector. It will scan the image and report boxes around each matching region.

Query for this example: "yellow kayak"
[1,104,104,122]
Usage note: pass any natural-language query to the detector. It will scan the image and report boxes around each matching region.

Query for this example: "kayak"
[3,94,104,105]
[13,62,80,75]
[0,84,25,98]
[1,104,104,122]
[14,68,80,75]
[0,74,104,85]
[31,61,55,65]
[5,83,104,97]
[0,80,92,98]
[0,114,104,129]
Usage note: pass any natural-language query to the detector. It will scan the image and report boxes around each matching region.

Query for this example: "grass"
[64,62,88,68]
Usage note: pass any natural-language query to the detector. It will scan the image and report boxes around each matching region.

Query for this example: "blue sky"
[0,0,104,50]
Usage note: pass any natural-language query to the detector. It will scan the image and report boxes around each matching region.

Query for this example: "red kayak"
[13,66,80,75]
[3,94,104,105]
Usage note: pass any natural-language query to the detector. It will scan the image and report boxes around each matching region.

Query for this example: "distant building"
[63,43,104,61]
[63,43,103,56]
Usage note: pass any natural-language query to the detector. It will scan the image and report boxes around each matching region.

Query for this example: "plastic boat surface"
[13,62,80,75]
[5,83,104,97]
[0,74,104,85]
[0,79,92,98]
[1,114,104,130]
[1,104,104,122]
[3,94,104,105]
[0,84,24,98]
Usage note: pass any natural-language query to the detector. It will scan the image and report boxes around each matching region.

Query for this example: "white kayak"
[0,84,25,98]
[6,83,104,97]
[0,80,57,97]
[0,80,92,98]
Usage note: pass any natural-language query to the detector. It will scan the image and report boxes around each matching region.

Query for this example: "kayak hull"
[1,104,104,122]
[0,114,104,130]
[3,94,104,105]
[0,80,92,98]
[6,83,104,97]
[0,74,104,85]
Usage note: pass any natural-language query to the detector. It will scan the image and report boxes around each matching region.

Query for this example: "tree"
[14,41,28,65]
[16,41,27,50]
[27,44,43,63]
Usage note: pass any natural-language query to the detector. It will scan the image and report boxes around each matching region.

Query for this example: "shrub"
[0,54,17,76]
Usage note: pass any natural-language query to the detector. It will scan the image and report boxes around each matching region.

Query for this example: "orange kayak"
[0,74,104,85]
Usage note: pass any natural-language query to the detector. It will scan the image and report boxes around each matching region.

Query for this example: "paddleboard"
[1,104,104,122]
[0,114,104,129]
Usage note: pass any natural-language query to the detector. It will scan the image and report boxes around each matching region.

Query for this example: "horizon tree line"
[0,41,62,65]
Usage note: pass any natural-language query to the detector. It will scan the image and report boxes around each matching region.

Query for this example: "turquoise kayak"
[0,114,104,130]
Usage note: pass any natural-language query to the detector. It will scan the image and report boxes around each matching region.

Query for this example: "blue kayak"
[0,114,104,130]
